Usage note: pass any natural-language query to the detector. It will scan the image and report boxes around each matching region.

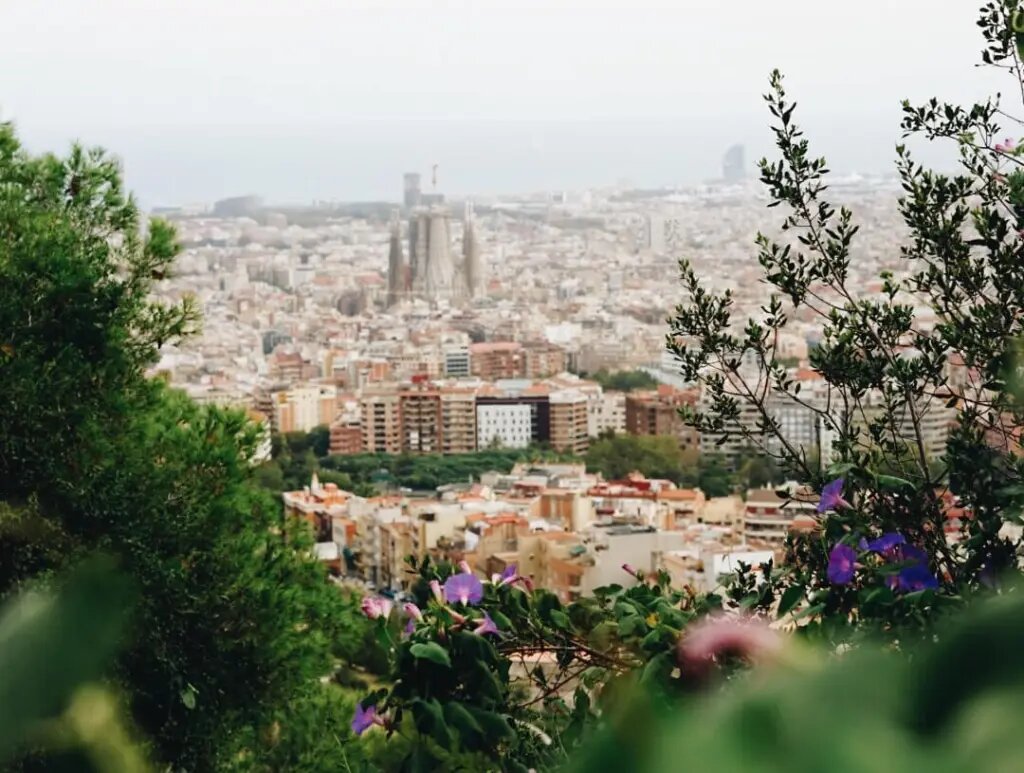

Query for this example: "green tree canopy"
[0,124,363,771]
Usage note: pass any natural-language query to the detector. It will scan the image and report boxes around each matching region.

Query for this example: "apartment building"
[549,390,590,455]
[273,384,338,433]
[441,388,478,454]
[361,387,402,454]
[625,385,698,449]
[470,341,525,380]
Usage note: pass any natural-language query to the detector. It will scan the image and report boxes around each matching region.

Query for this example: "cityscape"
[5,2,1022,770]
[147,148,964,598]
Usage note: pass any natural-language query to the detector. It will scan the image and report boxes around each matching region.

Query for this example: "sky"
[0,0,1001,206]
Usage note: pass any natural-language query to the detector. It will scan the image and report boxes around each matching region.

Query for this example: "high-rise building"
[361,388,402,454]
[400,379,443,454]
[723,144,746,184]
[386,210,405,307]
[549,390,590,455]
[441,389,478,454]
[403,172,421,209]
[463,202,484,299]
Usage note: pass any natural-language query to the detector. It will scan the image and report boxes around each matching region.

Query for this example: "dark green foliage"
[0,123,362,771]
[585,369,660,392]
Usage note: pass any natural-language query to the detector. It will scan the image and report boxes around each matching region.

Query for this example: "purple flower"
[351,701,379,736]
[472,611,500,636]
[360,596,393,620]
[500,564,518,584]
[402,618,415,638]
[403,602,423,621]
[893,544,938,592]
[866,532,905,555]
[817,478,852,513]
[444,572,484,605]
[827,543,857,585]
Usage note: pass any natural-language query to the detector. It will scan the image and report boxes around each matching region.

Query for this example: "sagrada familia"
[386,172,485,307]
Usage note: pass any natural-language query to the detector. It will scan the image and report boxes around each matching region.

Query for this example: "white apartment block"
[477,403,533,450]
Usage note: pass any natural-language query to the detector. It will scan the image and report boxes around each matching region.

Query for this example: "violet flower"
[402,618,415,638]
[866,532,905,555]
[472,611,500,636]
[444,572,484,605]
[351,701,380,736]
[827,543,857,585]
[817,478,852,513]
[893,544,938,592]
[500,564,518,584]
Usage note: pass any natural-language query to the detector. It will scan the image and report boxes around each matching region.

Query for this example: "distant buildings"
[722,144,746,184]
[625,385,699,450]
[388,173,486,307]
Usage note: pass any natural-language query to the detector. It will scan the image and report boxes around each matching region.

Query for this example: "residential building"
[273,384,338,433]
[470,342,524,380]
[625,385,698,449]
[477,402,533,449]
[742,487,818,544]
[549,390,590,455]
[361,387,402,454]
[440,388,478,454]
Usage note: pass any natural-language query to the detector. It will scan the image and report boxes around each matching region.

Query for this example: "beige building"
[361,387,402,454]
[273,384,338,433]
[549,390,590,455]
[440,388,478,454]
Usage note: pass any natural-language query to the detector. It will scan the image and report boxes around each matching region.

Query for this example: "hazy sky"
[0,0,1001,205]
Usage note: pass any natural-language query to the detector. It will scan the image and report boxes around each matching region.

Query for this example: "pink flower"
[622,563,638,577]
[472,611,500,636]
[677,616,782,682]
[516,575,535,592]
[458,560,473,575]
[403,602,423,621]
[996,137,1017,153]
[429,580,444,605]
[360,596,393,620]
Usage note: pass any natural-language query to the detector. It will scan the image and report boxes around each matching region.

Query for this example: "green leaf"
[443,701,483,740]
[777,584,805,617]
[180,686,197,710]
[467,708,514,741]
[550,609,571,629]
[0,559,133,759]
[873,473,915,491]
[410,641,451,668]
